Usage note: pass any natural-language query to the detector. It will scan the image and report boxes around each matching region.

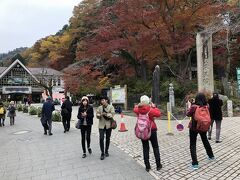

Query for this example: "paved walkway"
[110,113,240,180]
[0,111,153,180]
[2,105,240,180]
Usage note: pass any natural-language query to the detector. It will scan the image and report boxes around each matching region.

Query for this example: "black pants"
[80,125,92,153]
[99,127,112,154]
[189,129,214,165]
[0,117,4,126]
[141,131,161,167]
[62,115,71,131]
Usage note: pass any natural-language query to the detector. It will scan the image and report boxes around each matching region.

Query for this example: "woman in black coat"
[77,96,94,158]
[208,93,223,143]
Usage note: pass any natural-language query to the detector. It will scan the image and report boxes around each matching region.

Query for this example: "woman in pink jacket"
[133,95,162,172]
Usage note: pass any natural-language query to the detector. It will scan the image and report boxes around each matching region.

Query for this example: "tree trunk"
[140,59,148,82]
[183,49,193,80]
[48,87,53,98]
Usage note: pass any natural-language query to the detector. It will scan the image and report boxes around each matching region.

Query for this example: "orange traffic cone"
[118,113,128,132]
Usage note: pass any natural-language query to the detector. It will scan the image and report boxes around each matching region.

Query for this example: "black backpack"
[9,106,15,114]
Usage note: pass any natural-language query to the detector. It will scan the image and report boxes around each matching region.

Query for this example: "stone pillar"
[152,65,160,105]
[227,100,233,117]
[196,33,214,93]
[169,83,175,108]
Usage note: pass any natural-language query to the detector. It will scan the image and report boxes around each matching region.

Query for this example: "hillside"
[0,47,27,65]
[18,0,240,98]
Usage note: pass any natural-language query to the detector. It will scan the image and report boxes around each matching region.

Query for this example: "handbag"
[75,119,81,129]
[110,118,117,130]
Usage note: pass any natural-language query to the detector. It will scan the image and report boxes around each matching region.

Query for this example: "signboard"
[112,87,126,103]
[7,77,29,85]
[2,86,32,94]
[176,124,184,131]
[52,86,65,93]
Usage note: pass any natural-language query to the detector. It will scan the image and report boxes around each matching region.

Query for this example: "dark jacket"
[42,100,55,119]
[208,98,223,120]
[61,100,73,117]
[133,103,161,131]
[77,105,94,125]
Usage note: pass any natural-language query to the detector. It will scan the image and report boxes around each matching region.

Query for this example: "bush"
[29,106,37,115]
[37,107,42,117]
[23,105,28,113]
[52,111,61,122]
[17,104,23,111]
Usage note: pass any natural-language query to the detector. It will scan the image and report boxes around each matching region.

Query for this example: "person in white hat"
[77,96,94,158]
[7,101,16,126]
[133,95,162,172]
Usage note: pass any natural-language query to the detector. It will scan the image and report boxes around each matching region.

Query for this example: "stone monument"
[152,65,160,105]
[196,33,214,93]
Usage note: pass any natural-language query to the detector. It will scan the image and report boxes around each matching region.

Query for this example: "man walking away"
[61,96,73,133]
[42,96,55,135]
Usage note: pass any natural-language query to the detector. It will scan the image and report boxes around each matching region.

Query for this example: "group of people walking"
[0,101,16,127]
[40,95,115,161]
[76,95,115,160]
[39,92,223,172]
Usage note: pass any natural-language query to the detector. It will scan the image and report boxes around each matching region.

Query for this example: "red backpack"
[194,105,211,132]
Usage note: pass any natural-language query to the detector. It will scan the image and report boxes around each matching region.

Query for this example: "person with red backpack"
[187,93,214,170]
[133,95,162,172]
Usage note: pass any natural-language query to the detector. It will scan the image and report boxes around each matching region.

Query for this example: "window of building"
[57,78,61,86]
[53,79,56,86]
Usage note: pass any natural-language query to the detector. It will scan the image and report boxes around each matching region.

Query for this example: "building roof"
[0,59,39,82]
[29,68,63,76]
[0,65,62,76]
[0,67,7,74]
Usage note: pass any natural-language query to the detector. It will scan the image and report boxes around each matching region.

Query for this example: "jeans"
[208,120,222,141]
[80,125,92,153]
[141,131,161,168]
[62,115,71,131]
[189,129,214,165]
[99,127,112,154]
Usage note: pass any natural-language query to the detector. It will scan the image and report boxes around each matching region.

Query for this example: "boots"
[145,161,151,172]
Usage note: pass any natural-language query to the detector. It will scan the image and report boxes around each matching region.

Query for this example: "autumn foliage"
[20,0,240,95]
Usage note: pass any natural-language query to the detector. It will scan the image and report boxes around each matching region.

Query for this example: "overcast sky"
[0,0,81,53]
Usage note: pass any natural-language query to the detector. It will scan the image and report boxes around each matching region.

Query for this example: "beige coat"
[96,104,115,129]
